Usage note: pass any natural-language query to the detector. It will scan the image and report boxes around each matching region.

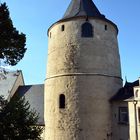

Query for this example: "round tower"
[44,0,122,139]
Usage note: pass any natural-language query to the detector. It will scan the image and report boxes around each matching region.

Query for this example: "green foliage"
[0,2,26,66]
[0,95,43,140]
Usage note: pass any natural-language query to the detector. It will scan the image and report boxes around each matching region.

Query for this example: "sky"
[1,0,140,85]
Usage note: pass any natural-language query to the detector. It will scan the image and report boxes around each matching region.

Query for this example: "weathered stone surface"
[47,19,121,77]
[44,18,122,140]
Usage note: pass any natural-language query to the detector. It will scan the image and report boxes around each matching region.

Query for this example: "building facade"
[111,79,140,140]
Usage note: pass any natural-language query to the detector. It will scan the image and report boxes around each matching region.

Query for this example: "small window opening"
[135,90,139,97]
[138,108,140,123]
[59,94,65,109]
[86,16,89,21]
[61,25,65,31]
[119,107,128,124]
[105,25,107,31]
[50,32,51,38]
[81,22,93,37]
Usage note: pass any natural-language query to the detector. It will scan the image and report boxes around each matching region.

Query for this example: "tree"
[0,2,26,66]
[0,95,43,140]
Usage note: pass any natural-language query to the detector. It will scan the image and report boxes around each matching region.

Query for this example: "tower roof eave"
[47,0,119,35]
[47,16,119,36]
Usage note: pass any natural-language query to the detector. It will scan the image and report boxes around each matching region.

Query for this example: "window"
[61,25,65,31]
[50,32,51,38]
[135,89,139,98]
[119,107,128,124]
[105,25,107,30]
[59,94,65,109]
[81,22,93,37]
[138,108,140,123]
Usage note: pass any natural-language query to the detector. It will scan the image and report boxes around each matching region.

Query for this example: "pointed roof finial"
[62,0,105,20]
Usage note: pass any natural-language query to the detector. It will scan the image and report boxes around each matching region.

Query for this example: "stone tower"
[44,0,122,139]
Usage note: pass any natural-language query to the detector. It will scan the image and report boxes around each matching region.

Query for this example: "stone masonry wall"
[44,18,122,140]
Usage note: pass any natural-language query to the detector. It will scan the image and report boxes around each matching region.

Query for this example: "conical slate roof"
[48,0,118,34]
[62,0,105,19]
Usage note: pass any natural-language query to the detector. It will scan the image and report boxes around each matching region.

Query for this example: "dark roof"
[47,0,118,36]
[110,80,139,101]
[16,84,44,125]
[0,71,23,99]
[62,0,105,20]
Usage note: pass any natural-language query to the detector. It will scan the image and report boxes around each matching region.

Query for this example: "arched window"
[81,22,93,37]
[59,94,65,109]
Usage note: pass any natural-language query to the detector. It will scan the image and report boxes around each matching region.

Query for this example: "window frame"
[118,107,129,124]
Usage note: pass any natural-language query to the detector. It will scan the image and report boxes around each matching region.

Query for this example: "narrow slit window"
[50,32,51,38]
[61,25,65,31]
[59,94,65,109]
[138,108,140,123]
[105,25,107,31]
[135,90,139,97]
[81,22,93,37]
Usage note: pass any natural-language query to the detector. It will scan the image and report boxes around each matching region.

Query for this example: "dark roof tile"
[62,0,105,20]
[16,84,44,125]
[110,80,139,101]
